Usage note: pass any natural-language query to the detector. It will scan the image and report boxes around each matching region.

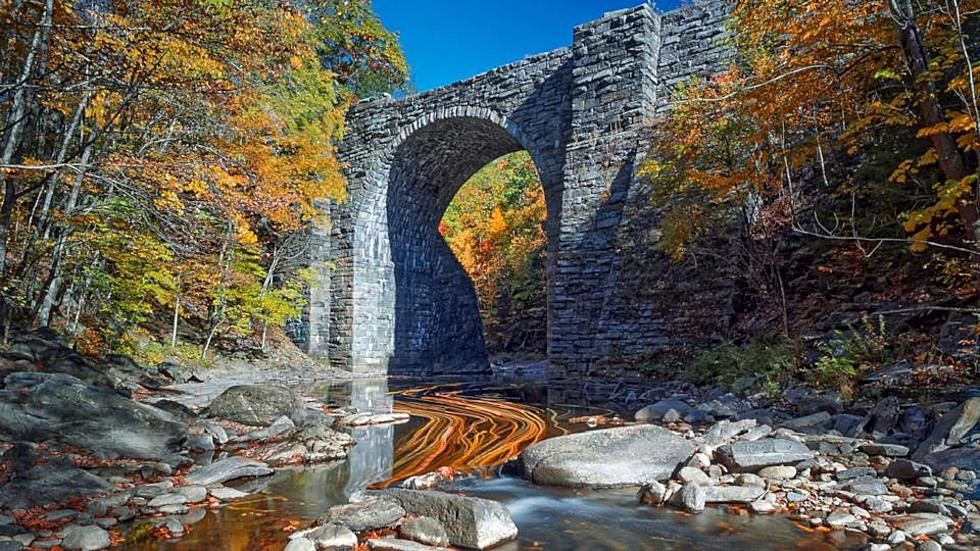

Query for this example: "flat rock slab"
[368,538,451,551]
[891,513,954,536]
[0,464,113,509]
[0,372,186,460]
[520,425,694,488]
[703,486,766,503]
[314,498,405,532]
[184,457,273,486]
[375,489,517,550]
[715,438,813,472]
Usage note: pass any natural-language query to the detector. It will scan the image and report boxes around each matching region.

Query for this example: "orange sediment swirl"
[376,391,563,487]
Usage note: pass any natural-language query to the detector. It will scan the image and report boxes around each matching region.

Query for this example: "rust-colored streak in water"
[376,388,567,487]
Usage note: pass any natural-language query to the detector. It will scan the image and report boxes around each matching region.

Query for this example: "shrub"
[687,335,801,391]
[812,315,891,400]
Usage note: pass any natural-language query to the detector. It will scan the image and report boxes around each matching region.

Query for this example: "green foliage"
[310,0,410,97]
[687,335,801,391]
[812,315,891,400]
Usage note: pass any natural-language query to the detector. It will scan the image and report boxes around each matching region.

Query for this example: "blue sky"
[373,1,685,91]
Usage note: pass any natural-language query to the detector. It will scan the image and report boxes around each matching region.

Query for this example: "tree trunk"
[0,0,53,275]
[889,0,978,242]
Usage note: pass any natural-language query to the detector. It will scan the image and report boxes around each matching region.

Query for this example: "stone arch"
[351,109,562,376]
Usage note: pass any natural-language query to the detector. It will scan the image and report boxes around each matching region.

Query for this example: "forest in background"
[0,0,406,362]
[634,0,980,395]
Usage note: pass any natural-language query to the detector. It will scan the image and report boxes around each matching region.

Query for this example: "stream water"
[126,378,865,550]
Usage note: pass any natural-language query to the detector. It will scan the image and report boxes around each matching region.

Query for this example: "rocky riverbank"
[512,387,980,551]
[0,330,366,550]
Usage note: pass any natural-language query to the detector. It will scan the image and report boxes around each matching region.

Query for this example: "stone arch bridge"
[297,1,734,378]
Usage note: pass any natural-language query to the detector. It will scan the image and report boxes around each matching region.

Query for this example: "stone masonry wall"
[300,0,736,379]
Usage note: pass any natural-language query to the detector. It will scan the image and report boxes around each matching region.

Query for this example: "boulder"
[0,464,113,509]
[314,498,405,532]
[0,372,186,459]
[913,397,980,461]
[374,489,517,550]
[303,523,357,550]
[60,525,110,551]
[635,399,693,423]
[885,459,932,480]
[715,439,812,472]
[919,444,980,472]
[208,384,301,426]
[520,425,693,487]
[891,513,954,536]
[399,516,449,547]
[678,482,705,513]
[184,456,273,486]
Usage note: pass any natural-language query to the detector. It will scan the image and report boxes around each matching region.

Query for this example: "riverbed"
[125,378,864,550]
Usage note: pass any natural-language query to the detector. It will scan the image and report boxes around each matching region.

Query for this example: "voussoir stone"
[520,425,694,487]
[374,489,517,550]
[715,438,812,472]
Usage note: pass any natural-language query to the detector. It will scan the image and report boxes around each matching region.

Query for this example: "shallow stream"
[127,379,864,550]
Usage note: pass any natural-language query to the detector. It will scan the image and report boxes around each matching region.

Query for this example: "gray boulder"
[715,438,812,472]
[313,498,405,532]
[60,525,110,551]
[184,456,273,486]
[399,516,449,547]
[0,372,186,459]
[886,459,932,480]
[0,464,113,509]
[208,384,301,426]
[520,425,694,487]
[635,399,693,423]
[375,489,517,550]
[913,397,980,462]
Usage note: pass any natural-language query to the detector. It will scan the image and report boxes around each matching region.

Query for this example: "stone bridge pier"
[298,1,734,378]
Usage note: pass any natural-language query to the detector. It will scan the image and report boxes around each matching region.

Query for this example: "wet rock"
[367,538,450,551]
[0,372,187,459]
[60,525,110,551]
[155,517,184,537]
[703,485,765,503]
[173,485,207,503]
[303,523,357,550]
[288,407,333,428]
[209,486,249,501]
[147,494,186,508]
[184,456,273,486]
[375,489,518,550]
[635,399,694,423]
[283,537,315,551]
[638,481,668,505]
[886,459,932,480]
[892,513,953,536]
[677,466,711,486]
[314,498,405,532]
[750,500,776,513]
[915,541,942,551]
[679,482,706,513]
[233,415,295,443]
[208,384,301,426]
[520,425,693,487]
[826,510,858,529]
[399,516,449,547]
[0,464,113,509]
[715,439,812,472]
